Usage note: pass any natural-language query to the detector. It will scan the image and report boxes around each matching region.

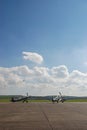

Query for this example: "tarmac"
[0,102,87,130]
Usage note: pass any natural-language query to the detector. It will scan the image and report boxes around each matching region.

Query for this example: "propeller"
[26,92,28,97]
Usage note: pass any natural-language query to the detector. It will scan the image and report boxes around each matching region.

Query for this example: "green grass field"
[0,99,10,102]
[0,95,87,102]
[66,99,87,102]
[0,98,87,102]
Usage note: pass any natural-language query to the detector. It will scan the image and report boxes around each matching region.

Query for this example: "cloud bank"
[0,65,87,96]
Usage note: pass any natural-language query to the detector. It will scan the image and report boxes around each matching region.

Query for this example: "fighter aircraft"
[11,93,31,103]
[52,92,66,103]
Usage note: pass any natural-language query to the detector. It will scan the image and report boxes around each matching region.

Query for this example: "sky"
[0,0,87,96]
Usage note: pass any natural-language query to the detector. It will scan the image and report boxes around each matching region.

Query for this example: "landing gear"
[22,100,28,103]
[26,100,28,103]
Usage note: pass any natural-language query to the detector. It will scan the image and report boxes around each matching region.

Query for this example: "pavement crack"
[39,104,53,130]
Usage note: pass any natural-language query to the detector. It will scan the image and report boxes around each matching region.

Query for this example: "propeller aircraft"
[11,93,31,103]
[52,92,66,103]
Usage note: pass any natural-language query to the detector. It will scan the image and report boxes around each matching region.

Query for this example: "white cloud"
[22,52,43,64]
[0,65,87,96]
[51,65,69,78]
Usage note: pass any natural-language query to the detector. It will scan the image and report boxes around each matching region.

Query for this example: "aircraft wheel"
[26,100,28,103]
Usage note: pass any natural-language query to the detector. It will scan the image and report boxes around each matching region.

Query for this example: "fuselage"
[11,96,29,103]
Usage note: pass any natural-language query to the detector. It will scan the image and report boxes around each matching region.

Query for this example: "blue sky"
[0,0,87,95]
[0,0,87,70]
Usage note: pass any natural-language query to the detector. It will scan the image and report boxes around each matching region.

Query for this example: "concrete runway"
[0,102,87,130]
